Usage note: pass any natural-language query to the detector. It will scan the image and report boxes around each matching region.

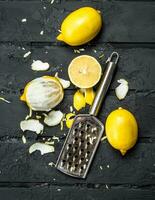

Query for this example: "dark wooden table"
[0,0,155,199]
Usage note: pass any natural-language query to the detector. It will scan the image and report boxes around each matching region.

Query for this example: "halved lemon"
[20,76,64,111]
[68,55,102,88]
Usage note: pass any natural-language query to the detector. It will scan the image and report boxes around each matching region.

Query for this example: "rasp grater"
[56,52,119,178]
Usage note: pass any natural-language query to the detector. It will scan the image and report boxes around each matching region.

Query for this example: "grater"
[56,52,119,178]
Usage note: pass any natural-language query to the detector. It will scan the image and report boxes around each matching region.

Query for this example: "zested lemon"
[68,55,102,88]
[57,7,102,46]
[20,76,64,111]
[105,107,138,155]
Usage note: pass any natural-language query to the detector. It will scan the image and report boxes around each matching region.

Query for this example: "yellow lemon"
[105,107,138,155]
[84,88,95,105]
[73,90,86,111]
[66,113,75,128]
[68,55,102,88]
[73,88,95,111]
[20,76,64,111]
[57,7,102,46]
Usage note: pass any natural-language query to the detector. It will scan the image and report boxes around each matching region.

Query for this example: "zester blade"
[56,114,104,178]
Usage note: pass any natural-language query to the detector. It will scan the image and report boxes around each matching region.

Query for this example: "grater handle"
[89,52,119,116]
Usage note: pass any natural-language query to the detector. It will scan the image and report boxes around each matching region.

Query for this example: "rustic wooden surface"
[0,0,155,199]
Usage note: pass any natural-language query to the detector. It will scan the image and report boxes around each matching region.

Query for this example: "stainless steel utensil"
[56,52,119,178]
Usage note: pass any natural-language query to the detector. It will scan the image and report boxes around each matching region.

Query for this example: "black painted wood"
[0,1,155,42]
[0,0,155,199]
[0,44,155,91]
[0,186,155,200]
[0,140,155,184]
[0,44,155,138]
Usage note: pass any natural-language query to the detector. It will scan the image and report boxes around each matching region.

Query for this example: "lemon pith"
[105,107,138,155]
[20,76,64,111]
[57,7,102,46]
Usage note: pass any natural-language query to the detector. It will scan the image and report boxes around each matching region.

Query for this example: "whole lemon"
[105,107,138,155]
[57,7,102,46]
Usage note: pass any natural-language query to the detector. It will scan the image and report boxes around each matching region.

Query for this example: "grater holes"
[91,127,98,133]
[68,152,72,156]
[87,142,90,145]
[74,128,78,132]
[75,137,78,141]
[74,146,78,150]
[61,159,66,166]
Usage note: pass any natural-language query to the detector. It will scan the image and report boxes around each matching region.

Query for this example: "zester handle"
[89,52,119,116]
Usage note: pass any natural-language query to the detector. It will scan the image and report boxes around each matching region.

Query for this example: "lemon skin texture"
[57,7,102,46]
[105,108,138,155]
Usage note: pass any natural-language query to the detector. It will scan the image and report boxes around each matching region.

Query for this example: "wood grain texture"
[0,1,155,42]
[0,0,155,199]
[0,186,155,200]
[0,44,155,91]
[0,140,155,184]
[0,44,155,138]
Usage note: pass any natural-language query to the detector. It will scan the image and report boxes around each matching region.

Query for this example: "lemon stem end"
[120,150,127,156]
[57,33,64,41]
[20,94,26,102]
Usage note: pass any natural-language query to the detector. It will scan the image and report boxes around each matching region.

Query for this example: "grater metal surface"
[56,52,119,178]
[56,114,104,178]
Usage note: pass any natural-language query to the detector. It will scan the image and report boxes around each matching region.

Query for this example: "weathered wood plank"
[0,44,155,91]
[0,185,155,200]
[0,140,154,184]
[0,91,155,138]
[0,44,155,137]
[0,1,155,42]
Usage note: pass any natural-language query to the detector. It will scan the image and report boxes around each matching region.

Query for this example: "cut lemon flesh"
[68,55,102,88]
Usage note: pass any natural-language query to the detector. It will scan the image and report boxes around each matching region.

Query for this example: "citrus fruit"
[66,113,75,128]
[105,107,138,155]
[84,88,95,105]
[57,7,102,46]
[68,55,102,88]
[73,90,86,111]
[73,88,95,111]
[20,76,64,111]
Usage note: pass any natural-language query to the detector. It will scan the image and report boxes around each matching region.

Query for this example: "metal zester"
[56,52,119,178]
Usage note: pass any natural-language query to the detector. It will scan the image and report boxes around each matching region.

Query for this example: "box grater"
[56,52,119,178]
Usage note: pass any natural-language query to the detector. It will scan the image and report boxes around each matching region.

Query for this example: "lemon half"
[68,55,102,88]
[20,76,64,111]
